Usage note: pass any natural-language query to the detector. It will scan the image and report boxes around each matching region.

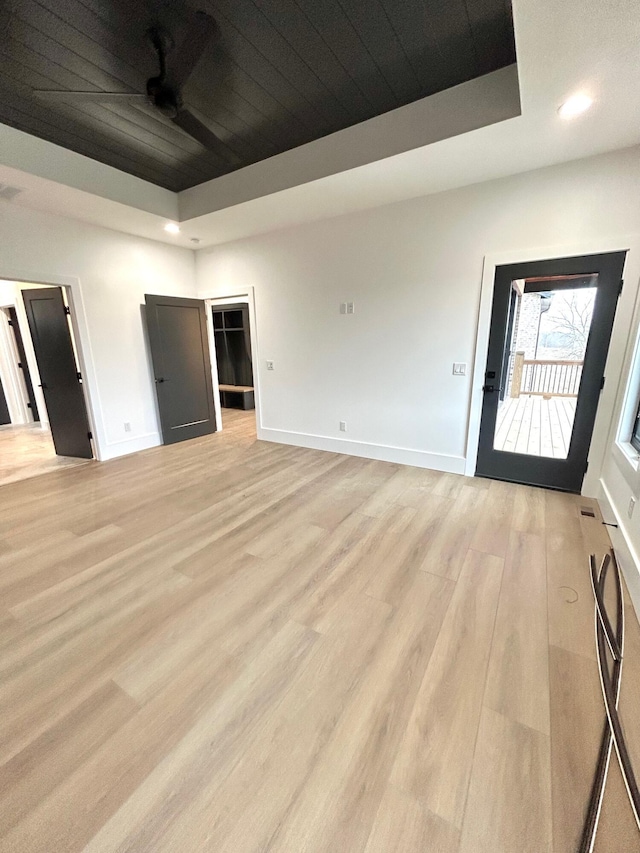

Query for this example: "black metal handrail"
[580,551,640,851]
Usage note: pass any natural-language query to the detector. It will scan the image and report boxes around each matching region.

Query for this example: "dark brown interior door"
[22,288,93,459]
[144,294,217,445]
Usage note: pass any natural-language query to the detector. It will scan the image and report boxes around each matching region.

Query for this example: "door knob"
[482,384,503,392]
[155,377,165,383]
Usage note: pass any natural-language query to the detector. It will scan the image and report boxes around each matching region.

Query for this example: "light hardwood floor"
[0,424,91,487]
[0,408,638,852]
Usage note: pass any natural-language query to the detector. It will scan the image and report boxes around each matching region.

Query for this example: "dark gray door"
[0,377,10,425]
[145,294,217,444]
[22,288,93,459]
[8,306,39,421]
[476,252,626,493]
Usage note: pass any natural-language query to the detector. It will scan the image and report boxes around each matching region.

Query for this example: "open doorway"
[0,280,94,487]
[144,290,259,448]
[207,296,257,441]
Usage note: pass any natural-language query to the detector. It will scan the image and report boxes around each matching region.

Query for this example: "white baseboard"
[598,479,640,622]
[257,427,466,474]
[98,431,161,461]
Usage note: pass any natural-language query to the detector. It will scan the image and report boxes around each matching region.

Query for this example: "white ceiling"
[1,0,640,250]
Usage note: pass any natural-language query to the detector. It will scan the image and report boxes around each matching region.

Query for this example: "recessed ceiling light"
[164,223,180,234]
[558,93,593,119]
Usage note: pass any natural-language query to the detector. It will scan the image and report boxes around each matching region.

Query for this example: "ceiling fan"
[31,10,240,165]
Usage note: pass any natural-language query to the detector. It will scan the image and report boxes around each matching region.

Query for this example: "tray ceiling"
[0,0,516,191]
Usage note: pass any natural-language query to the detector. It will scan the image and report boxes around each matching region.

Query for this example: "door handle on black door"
[482,384,502,392]
[155,377,165,383]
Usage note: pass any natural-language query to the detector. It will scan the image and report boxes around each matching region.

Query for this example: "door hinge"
[7,319,13,326]
[64,306,71,315]
[76,371,82,381]
[17,362,22,369]
[619,279,624,296]
[600,376,606,390]
[87,431,93,440]
[585,459,589,473]
[27,402,32,408]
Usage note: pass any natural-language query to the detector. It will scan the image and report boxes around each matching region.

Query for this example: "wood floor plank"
[80,621,320,853]
[133,592,396,853]
[548,644,601,853]
[1,409,636,852]
[0,681,137,835]
[390,549,503,828]
[484,529,550,734]
[1,646,244,853]
[0,424,89,487]
[458,706,552,853]
[364,784,460,853]
[469,479,516,558]
[265,570,454,853]
[546,527,596,660]
[511,484,546,533]
[414,486,486,581]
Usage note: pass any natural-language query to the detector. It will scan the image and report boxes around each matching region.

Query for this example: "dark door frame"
[474,251,626,492]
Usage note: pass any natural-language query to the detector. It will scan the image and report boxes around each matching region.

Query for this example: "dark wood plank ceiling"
[0,0,516,192]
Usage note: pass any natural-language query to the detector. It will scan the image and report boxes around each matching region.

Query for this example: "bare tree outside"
[537,287,597,360]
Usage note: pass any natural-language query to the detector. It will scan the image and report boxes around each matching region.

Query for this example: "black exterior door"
[476,252,626,492]
[145,294,217,444]
[22,288,93,459]
[8,306,39,421]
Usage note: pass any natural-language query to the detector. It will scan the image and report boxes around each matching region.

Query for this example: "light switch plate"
[453,363,467,376]
[266,360,274,370]
[346,301,355,314]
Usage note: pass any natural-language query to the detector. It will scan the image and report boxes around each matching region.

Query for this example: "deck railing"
[511,351,583,398]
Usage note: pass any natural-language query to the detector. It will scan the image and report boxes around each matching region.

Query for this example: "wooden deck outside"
[494,395,577,458]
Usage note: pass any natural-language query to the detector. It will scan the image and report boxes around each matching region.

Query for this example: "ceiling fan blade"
[170,11,218,90]
[172,108,241,166]
[33,90,148,102]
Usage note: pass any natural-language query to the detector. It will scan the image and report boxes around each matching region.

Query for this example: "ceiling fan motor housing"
[146,77,181,119]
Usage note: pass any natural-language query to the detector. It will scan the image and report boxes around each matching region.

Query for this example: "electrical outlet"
[266,360,274,370]
[124,422,131,433]
[629,496,636,518]
[339,421,347,432]
[346,301,355,314]
[452,363,467,376]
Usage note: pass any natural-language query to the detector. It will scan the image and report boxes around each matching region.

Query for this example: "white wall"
[0,204,196,459]
[195,146,640,468]
[195,145,640,584]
